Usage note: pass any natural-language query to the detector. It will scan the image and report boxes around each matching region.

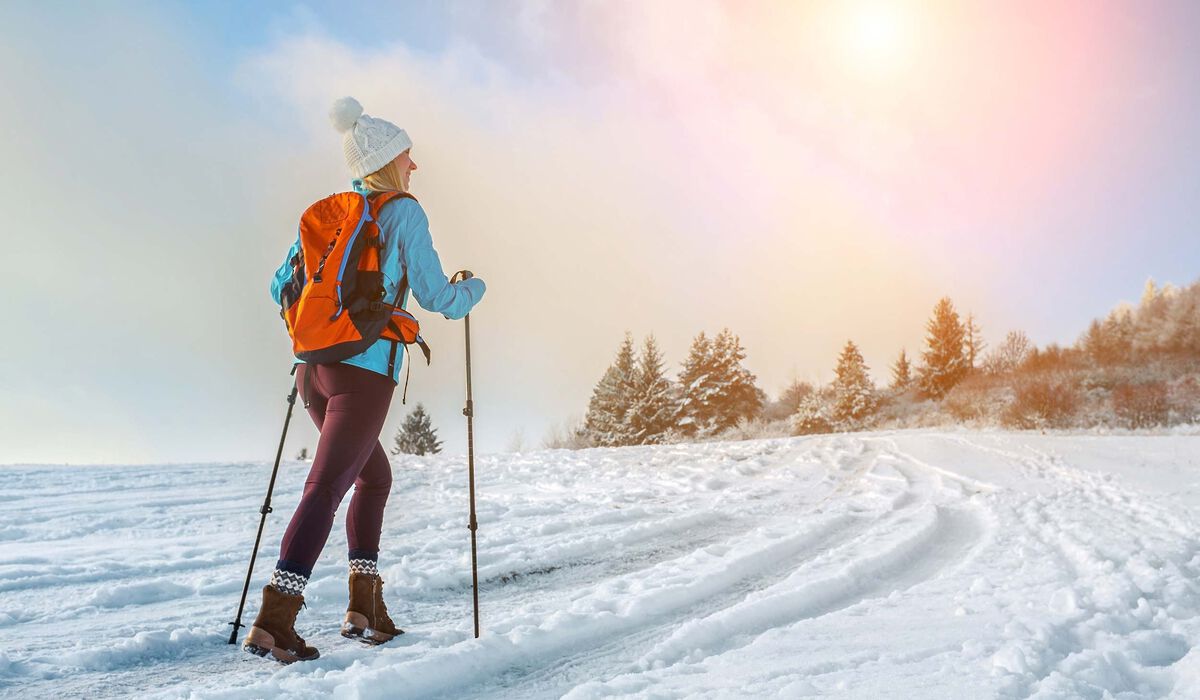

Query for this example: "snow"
[1,430,1199,698]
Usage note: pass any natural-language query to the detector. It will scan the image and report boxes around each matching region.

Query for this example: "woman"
[243,97,486,663]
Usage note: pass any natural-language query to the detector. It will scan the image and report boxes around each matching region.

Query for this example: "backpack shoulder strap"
[367,190,417,219]
[363,191,415,244]
[366,191,417,307]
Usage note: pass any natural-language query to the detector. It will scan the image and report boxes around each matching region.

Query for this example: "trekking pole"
[451,269,481,638]
[227,367,300,645]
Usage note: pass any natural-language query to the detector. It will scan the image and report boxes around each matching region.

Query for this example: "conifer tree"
[918,297,968,399]
[1101,306,1134,362]
[832,340,877,428]
[583,333,638,446]
[584,365,624,445]
[965,313,985,370]
[708,329,765,433]
[392,403,443,456]
[1081,319,1108,364]
[792,390,834,435]
[628,335,676,445]
[890,348,912,390]
[1141,278,1159,307]
[676,331,718,437]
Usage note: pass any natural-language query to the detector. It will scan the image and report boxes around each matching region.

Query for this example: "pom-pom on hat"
[329,96,412,179]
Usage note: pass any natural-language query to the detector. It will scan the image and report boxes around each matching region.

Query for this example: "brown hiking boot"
[342,571,404,644]
[242,585,320,663]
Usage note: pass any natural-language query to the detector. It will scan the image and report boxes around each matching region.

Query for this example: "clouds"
[232,8,942,451]
[0,2,281,463]
[2,1,1193,463]
[228,2,1199,459]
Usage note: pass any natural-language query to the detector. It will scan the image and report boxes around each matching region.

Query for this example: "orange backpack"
[277,190,431,379]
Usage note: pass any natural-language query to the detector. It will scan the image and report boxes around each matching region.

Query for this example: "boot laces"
[291,599,310,651]
[374,578,395,629]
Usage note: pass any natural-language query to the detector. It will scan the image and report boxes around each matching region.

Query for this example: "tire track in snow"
[599,439,988,679]
[239,441,888,700]
[458,439,987,698]
[632,504,987,672]
[443,509,884,700]
[455,439,887,695]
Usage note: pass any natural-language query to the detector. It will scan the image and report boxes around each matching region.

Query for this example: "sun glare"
[842,2,913,76]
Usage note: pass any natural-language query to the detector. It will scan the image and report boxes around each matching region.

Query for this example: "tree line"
[562,277,1200,448]
[579,330,765,447]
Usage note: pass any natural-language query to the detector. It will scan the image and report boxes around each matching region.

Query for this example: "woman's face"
[394,149,418,190]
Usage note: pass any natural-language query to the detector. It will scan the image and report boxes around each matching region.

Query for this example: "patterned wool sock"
[349,550,379,577]
[269,567,309,597]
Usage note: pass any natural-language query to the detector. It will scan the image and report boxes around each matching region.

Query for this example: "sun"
[841,2,914,76]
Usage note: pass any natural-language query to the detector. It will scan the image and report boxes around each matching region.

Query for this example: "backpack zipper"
[332,194,375,317]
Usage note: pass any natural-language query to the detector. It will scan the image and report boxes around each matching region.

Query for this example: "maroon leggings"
[277,362,395,577]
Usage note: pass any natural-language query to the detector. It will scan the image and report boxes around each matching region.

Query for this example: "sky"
[1,0,1198,465]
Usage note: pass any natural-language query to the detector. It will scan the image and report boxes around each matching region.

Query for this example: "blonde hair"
[360,157,407,194]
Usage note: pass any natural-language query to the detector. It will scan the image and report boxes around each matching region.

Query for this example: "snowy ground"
[2,430,1200,699]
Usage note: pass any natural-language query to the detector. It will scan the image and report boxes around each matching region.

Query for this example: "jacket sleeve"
[270,234,301,305]
[391,200,486,320]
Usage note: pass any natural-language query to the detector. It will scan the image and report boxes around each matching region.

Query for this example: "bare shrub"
[762,380,815,421]
[983,330,1032,375]
[1002,376,1081,429]
[943,373,1007,423]
[1171,376,1200,424]
[716,416,792,442]
[1019,344,1083,374]
[1111,381,1170,429]
[541,418,593,450]
[872,389,935,429]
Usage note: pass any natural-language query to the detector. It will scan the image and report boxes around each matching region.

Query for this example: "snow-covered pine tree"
[1141,278,1159,307]
[890,348,912,390]
[918,297,968,399]
[391,403,443,456]
[628,334,676,445]
[1081,319,1109,364]
[583,333,638,447]
[792,391,834,435]
[708,329,765,433]
[832,340,877,428]
[1103,305,1134,362]
[1163,282,1200,355]
[1132,277,1178,357]
[583,365,624,446]
[676,331,719,437]
[1076,278,1200,362]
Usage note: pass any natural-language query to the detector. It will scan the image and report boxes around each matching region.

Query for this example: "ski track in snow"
[1,431,1199,698]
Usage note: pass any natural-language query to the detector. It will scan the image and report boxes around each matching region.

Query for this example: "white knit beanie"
[328,97,413,179]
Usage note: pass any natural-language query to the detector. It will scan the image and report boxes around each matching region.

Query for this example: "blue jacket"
[271,183,486,382]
